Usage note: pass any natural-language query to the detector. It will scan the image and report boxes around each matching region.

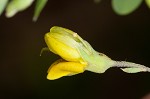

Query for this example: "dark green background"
[0,0,150,99]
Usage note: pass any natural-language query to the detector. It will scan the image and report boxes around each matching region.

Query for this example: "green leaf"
[0,0,8,15]
[145,0,150,8]
[112,0,143,15]
[6,0,34,18]
[33,0,48,21]
[121,67,146,73]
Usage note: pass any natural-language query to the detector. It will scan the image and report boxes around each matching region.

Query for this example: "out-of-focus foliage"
[0,0,47,21]
[0,0,8,15]
[146,0,150,8]
[112,0,143,15]
[112,0,150,15]
[6,0,34,18]
[0,0,150,21]
[33,0,48,21]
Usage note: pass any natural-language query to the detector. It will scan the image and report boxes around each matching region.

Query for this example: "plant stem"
[113,61,150,72]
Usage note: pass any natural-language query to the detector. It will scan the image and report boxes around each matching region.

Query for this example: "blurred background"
[0,0,150,99]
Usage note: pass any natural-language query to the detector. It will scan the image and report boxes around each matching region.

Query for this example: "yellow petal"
[45,33,82,62]
[47,60,87,80]
[47,59,64,73]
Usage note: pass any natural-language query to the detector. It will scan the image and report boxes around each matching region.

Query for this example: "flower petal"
[45,33,81,62]
[47,59,86,80]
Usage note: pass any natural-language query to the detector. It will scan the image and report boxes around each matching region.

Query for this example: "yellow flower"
[45,26,88,80]
[43,26,150,80]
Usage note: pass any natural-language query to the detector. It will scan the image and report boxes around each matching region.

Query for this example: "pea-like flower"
[44,26,90,80]
[43,26,150,80]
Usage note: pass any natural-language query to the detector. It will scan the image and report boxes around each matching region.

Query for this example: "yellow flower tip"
[47,60,87,80]
[47,70,71,80]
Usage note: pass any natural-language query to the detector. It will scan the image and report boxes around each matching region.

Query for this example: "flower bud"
[45,26,91,62]
[44,26,114,80]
